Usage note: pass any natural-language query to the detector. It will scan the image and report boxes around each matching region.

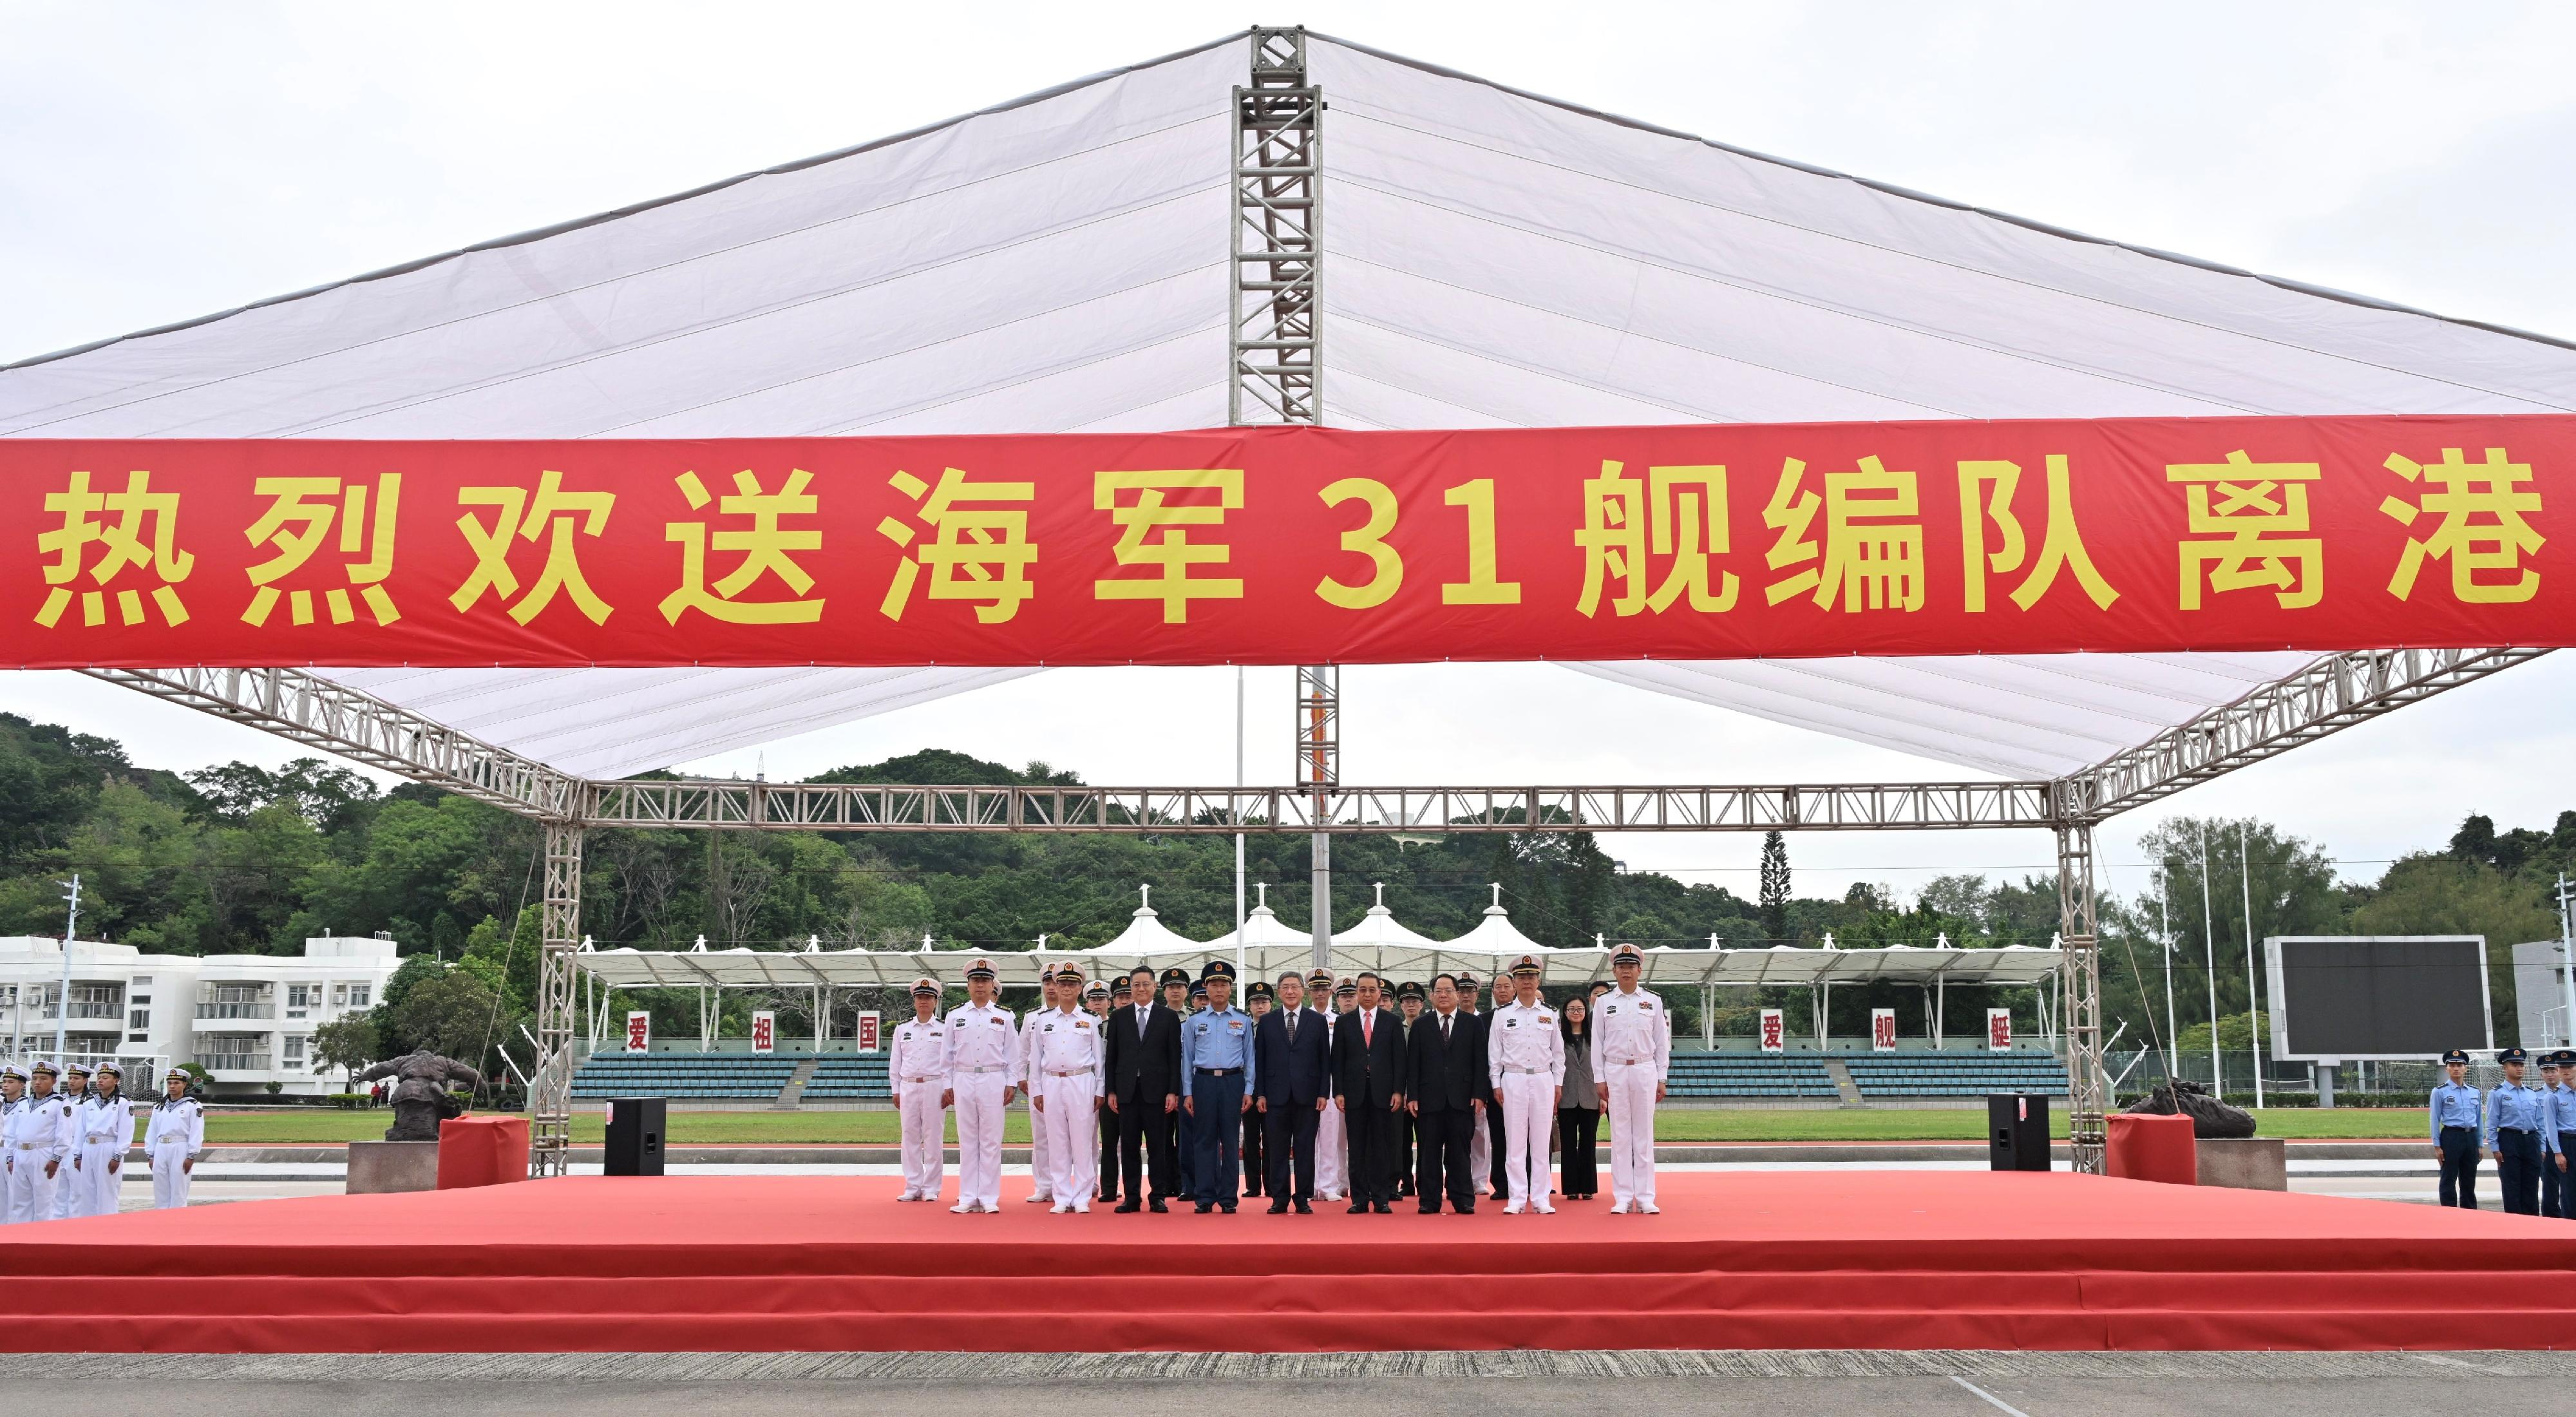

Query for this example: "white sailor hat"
[1510,953,1544,976]
[164,1067,191,1083]
[1,1063,28,1082]
[61,1059,91,1075]
[30,1059,59,1076]
[1083,979,1110,999]
[964,956,997,981]
[95,1061,122,1078]
[910,976,942,996]
[1609,942,1645,964]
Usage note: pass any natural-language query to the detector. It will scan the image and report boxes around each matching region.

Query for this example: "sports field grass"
[202,1105,2427,1146]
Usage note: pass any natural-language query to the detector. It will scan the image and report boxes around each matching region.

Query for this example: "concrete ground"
[17,1352,2576,1416]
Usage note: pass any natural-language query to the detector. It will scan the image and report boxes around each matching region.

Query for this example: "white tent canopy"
[7,29,2571,778]
[568,883,2058,992]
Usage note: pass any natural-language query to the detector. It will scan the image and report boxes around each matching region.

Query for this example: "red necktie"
[1362,1011,1373,1048]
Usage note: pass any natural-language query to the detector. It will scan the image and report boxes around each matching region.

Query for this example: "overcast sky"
[3,1,2571,909]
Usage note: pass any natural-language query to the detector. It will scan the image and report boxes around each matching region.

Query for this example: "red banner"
[6,416,2569,668]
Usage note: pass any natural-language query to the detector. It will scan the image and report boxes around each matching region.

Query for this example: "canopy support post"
[1234,28,1332,974]
[529,820,582,1179]
[2055,819,2107,1175]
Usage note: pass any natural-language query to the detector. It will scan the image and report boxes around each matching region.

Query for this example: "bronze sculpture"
[352,1049,486,1142]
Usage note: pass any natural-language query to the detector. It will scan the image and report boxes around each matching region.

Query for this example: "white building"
[0,935,402,1098]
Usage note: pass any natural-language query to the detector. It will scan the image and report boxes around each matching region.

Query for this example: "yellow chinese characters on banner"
[1575,461,1738,618]
[450,470,615,625]
[1763,456,1924,613]
[1957,455,2118,612]
[661,469,825,625]
[877,467,1037,623]
[1093,469,1245,623]
[2380,447,2542,604]
[35,470,193,629]
[2167,451,2322,610]
[241,475,402,628]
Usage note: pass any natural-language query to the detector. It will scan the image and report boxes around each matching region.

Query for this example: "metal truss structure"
[79,32,2550,1177]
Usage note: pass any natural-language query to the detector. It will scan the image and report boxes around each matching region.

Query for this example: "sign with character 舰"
[1871,1007,1897,1052]
[750,1010,775,1054]
[624,1011,651,1054]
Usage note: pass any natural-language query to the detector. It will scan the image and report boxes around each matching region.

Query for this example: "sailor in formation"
[1020,964,1061,1206]
[1486,954,1564,1215]
[944,957,1018,1213]
[888,976,950,1203]
[69,1061,135,1219]
[51,1061,91,1221]
[146,1067,204,1210]
[2547,1049,2576,1219]
[1028,964,1106,1213]
[0,1064,33,1223]
[1592,942,1670,1215]
[2486,1045,2549,1216]
[6,1061,71,1224]
[2430,1048,2485,1209]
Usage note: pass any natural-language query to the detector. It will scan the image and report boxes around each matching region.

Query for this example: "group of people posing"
[1,1060,207,1223]
[2427,1045,2576,1215]
[884,942,1673,1217]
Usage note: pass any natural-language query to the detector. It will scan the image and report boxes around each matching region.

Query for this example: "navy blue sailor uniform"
[2429,1051,2483,1210]
[2486,1047,2548,1215]
[1180,963,1255,1211]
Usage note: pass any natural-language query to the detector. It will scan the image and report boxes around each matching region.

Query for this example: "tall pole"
[1232,27,1327,973]
[2555,873,2575,1049]
[2053,819,2107,1175]
[2239,823,2264,1108]
[55,873,80,1063]
[2198,820,2221,1095]
[2159,871,2178,1076]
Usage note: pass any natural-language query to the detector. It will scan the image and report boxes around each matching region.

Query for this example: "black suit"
[1405,1007,1488,1211]
[1332,1004,1406,1204]
[1255,1004,1330,1201]
[1105,1000,1183,1200]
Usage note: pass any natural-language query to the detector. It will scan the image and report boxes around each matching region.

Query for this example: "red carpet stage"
[6,1172,2571,1353]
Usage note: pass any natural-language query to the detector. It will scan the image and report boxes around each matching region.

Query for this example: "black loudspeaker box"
[605,1096,667,1176]
[1987,1092,2050,1172]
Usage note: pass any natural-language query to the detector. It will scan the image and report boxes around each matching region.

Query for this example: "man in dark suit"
[1405,971,1486,1214]
[1253,969,1329,1213]
[1331,971,1407,1213]
[1104,963,1182,1211]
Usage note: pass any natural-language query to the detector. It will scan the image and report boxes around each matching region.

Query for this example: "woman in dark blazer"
[1557,994,1601,1201]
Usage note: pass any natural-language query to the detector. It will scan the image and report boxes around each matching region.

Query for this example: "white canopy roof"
[567,881,2058,991]
[9,30,2569,779]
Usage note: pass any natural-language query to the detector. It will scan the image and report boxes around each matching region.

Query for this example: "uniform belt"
[2441,1124,2476,1132]
[1607,1058,1654,1067]
[12,1142,35,1150]
[1195,1066,1241,1076]
[960,1065,1008,1074]
[2501,1127,2536,1136]
[903,1076,943,1084]
[84,1134,113,1143]
[1045,1067,1094,1077]
[1504,1066,1553,1075]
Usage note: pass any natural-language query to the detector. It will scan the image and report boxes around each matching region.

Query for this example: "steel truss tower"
[1234,28,1336,969]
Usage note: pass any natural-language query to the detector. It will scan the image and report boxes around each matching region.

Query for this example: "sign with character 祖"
[750,1010,775,1055]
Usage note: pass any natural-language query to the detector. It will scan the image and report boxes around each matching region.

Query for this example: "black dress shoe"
[1267,1199,1289,1214]
[1416,1204,1441,1215]
[1150,1198,1168,1213]
[1455,1203,1475,1215]
[1195,1202,1213,1213]
[1346,1201,1369,1214]
[1372,1201,1392,1214]
[1293,1199,1312,1214]
[1220,1204,1237,1213]
[1114,1200,1141,1213]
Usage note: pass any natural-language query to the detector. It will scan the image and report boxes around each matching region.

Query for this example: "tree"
[383,967,506,1070]
[1758,831,1791,943]
[312,1014,381,1087]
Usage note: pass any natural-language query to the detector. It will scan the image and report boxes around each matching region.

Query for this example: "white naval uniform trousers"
[0,1096,32,1223]
[146,1098,204,1210]
[887,1014,951,1199]
[6,1094,70,1224]
[70,1094,135,1218]
[1591,986,1671,1208]
[1487,1002,1564,1207]
[1312,1011,1345,1200]
[1028,1007,1105,1208]
[1464,1013,1492,1189]
[1018,1010,1052,1199]
[945,1002,1020,1209]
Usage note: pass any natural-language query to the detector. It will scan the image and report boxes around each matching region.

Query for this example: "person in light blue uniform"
[2429,1048,2483,1210]
[2546,1049,2576,1221]
[1180,960,1255,1213]
[2542,1054,2566,1220]
[2484,1046,2548,1216]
